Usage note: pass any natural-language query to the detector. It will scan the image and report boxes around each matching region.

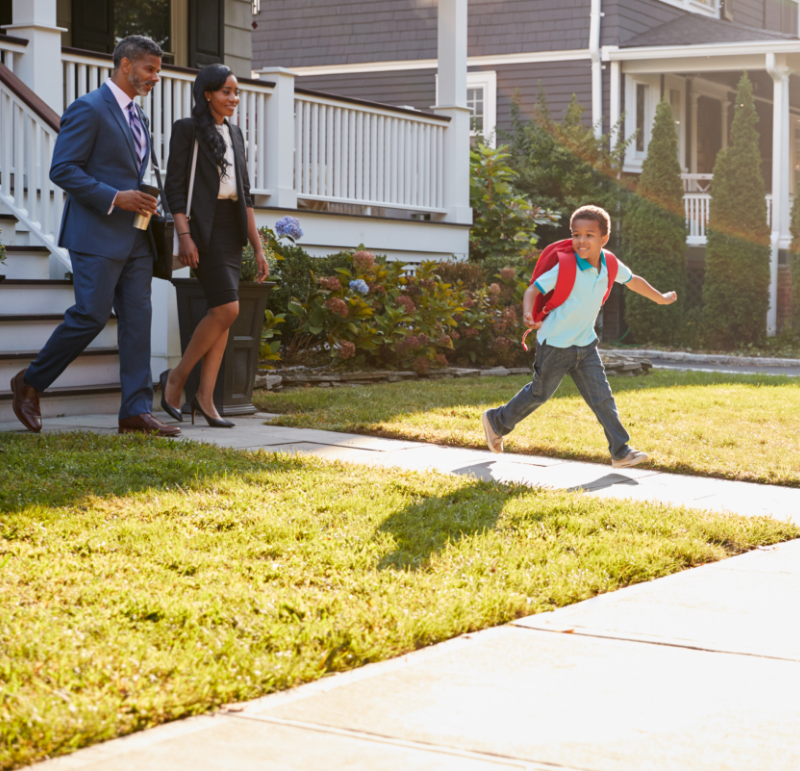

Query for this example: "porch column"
[767,53,791,336]
[258,67,298,209]
[2,0,65,114]
[609,58,621,153]
[720,98,729,151]
[690,90,699,173]
[434,0,472,225]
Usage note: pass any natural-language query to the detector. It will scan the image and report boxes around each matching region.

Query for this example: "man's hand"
[522,311,543,330]
[178,234,199,268]
[659,291,678,305]
[113,190,158,215]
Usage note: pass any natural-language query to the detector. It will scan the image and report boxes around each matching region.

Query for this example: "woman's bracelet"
[178,232,191,237]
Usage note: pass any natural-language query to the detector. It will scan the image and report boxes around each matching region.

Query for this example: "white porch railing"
[0,64,69,269]
[685,191,778,245]
[62,50,276,196]
[293,91,448,213]
[0,34,27,74]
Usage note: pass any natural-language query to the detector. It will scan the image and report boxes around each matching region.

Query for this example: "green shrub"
[0,227,6,268]
[498,90,630,244]
[702,73,771,348]
[789,191,800,332]
[469,142,558,263]
[621,99,687,344]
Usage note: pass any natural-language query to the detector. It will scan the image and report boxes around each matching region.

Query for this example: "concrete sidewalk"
[2,411,797,524]
[4,413,799,769]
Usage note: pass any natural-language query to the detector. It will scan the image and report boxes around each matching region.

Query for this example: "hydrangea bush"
[283,249,534,371]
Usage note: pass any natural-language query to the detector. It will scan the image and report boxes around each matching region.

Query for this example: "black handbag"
[150,150,175,282]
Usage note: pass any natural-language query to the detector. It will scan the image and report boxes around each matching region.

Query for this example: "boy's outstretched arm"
[626,275,677,305]
[522,284,543,329]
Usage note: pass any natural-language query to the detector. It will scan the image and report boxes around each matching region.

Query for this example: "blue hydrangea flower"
[275,216,303,241]
[349,279,369,295]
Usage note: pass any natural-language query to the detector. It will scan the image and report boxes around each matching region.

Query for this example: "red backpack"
[530,238,619,323]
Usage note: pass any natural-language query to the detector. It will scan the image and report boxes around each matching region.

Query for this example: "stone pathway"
[2,411,796,524]
[4,413,799,769]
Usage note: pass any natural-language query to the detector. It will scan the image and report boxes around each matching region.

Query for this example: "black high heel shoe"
[158,370,183,423]
[190,396,234,428]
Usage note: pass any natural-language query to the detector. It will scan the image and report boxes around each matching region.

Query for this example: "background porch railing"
[685,191,777,245]
[293,90,448,213]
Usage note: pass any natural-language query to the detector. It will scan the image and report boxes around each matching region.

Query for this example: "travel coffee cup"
[133,183,161,230]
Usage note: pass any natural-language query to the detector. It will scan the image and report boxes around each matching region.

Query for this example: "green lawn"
[255,369,800,487]
[1,432,797,769]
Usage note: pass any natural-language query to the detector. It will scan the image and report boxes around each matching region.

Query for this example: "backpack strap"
[602,251,619,305]
[541,250,577,316]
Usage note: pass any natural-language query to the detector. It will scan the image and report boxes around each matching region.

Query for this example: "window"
[636,83,647,153]
[467,87,485,134]
[653,0,719,17]
[435,71,497,145]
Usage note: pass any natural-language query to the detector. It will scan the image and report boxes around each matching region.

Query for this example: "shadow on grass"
[376,479,529,571]
[0,431,291,515]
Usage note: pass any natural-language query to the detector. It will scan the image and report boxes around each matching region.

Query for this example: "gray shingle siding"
[734,0,766,29]
[606,0,688,46]
[253,0,592,71]
[293,60,593,134]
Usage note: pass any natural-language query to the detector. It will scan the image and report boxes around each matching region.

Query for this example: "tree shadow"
[375,478,529,572]
[0,431,295,515]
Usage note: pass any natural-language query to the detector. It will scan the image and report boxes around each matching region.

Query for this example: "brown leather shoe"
[119,413,182,437]
[11,370,42,433]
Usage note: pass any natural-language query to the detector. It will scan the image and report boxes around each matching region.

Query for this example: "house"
[0,0,471,421]
[252,0,800,334]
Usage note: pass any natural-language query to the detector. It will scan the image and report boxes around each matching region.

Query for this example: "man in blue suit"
[11,35,180,437]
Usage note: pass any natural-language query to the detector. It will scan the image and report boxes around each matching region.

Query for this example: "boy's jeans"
[485,340,631,461]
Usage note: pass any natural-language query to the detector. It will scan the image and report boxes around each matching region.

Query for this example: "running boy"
[481,205,677,468]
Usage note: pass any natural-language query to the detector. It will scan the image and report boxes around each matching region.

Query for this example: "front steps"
[0,218,122,424]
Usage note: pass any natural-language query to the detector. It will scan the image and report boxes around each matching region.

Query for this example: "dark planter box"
[172,278,276,416]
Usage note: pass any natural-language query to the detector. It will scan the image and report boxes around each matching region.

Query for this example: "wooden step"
[0,279,76,314]
[0,348,120,390]
[0,382,122,423]
[2,245,52,280]
[0,314,118,351]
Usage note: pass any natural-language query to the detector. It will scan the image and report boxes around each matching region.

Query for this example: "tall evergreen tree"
[621,99,686,343]
[702,73,770,347]
[788,192,800,332]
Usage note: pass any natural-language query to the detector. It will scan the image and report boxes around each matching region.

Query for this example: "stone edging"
[256,352,652,391]
[607,348,800,368]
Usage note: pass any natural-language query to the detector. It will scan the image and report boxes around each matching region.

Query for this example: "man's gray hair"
[113,35,163,69]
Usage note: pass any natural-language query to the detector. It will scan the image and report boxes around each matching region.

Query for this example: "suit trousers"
[25,230,154,420]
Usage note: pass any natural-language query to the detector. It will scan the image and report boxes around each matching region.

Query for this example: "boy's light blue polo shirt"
[534,250,633,348]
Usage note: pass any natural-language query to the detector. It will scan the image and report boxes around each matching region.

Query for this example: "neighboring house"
[0,0,471,420]
[253,0,800,333]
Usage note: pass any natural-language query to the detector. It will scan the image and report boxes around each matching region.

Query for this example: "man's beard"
[127,71,154,96]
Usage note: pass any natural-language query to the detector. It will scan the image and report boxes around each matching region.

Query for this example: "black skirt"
[194,199,244,309]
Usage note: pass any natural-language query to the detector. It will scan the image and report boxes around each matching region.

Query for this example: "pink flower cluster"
[325,297,348,318]
[464,328,479,338]
[488,283,501,296]
[500,268,516,282]
[338,340,356,359]
[434,353,448,366]
[353,250,375,271]
[412,356,429,375]
[438,334,453,349]
[494,336,512,353]
[368,283,386,294]
[397,295,416,313]
[394,333,428,356]
[319,276,342,291]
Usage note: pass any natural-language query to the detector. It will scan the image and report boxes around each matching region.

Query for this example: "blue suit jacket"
[50,83,154,260]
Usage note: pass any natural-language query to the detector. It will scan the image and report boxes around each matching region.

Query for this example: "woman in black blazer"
[161,64,268,428]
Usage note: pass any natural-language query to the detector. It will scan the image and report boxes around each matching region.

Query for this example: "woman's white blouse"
[215,122,238,200]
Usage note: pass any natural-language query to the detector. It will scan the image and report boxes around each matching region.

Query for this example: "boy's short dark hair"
[113,36,163,70]
[570,205,611,237]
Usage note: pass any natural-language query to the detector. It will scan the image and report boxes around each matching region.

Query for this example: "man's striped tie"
[127,102,145,164]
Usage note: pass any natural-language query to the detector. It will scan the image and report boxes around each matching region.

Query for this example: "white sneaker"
[481,411,503,454]
[612,448,648,468]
